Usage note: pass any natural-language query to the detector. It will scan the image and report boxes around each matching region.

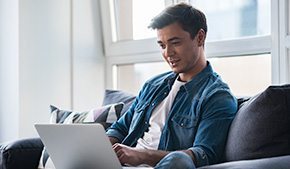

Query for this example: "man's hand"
[112,143,144,166]
[112,143,172,167]
[109,136,119,145]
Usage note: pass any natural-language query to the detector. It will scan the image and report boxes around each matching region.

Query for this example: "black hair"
[148,3,207,39]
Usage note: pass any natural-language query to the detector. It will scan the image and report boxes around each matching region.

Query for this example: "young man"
[106,3,237,169]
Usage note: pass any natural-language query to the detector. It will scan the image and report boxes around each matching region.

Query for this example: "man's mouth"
[169,59,180,67]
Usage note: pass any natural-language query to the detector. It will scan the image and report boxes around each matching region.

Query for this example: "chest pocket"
[171,115,197,129]
[170,115,198,148]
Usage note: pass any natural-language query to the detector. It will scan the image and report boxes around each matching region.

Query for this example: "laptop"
[35,123,153,169]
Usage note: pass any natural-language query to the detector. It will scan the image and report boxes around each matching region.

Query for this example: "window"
[288,1,290,35]
[115,54,271,96]
[209,54,271,96]
[114,62,170,94]
[110,0,166,41]
[101,0,274,96]
[190,0,270,41]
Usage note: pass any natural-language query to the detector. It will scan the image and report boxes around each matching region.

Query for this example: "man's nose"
[165,46,175,57]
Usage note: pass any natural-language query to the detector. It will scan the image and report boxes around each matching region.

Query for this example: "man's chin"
[171,67,181,73]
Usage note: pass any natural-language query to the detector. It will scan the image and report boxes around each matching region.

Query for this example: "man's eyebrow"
[157,40,163,44]
[157,37,181,44]
[168,37,181,42]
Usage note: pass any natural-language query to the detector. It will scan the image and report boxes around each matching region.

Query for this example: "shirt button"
[180,123,184,127]
[151,103,155,106]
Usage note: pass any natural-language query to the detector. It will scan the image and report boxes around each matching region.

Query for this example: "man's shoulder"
[198,73,236,101]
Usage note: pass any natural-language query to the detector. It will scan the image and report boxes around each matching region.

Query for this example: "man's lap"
[154,151,196,169]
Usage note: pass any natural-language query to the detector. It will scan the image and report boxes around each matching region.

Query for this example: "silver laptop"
[35,123,152,169]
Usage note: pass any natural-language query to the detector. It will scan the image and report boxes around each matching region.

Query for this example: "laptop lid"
[35,123,122,169]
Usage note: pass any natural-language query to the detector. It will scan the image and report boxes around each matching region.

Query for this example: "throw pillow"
[38,102,124,169]
[102,89,136,116]
[49,103,123,128]
[224,84,290,161]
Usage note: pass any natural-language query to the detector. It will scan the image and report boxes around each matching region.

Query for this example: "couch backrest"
[224,84,290,162]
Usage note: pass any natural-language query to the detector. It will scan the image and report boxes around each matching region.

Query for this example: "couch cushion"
[0,138,43,169]
[224,84,290,161]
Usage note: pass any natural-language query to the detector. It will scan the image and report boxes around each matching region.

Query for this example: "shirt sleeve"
[189,89,238,167]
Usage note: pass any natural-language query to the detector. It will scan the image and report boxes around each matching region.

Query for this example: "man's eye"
[159,44,166,49]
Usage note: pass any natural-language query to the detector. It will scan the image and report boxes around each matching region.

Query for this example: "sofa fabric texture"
[224,84,290,161]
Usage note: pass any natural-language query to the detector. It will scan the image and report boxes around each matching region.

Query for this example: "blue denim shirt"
[107,62,237,167]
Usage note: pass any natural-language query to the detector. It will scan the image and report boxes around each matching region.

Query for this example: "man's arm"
[190,90,237,167]
[112,143,169,166]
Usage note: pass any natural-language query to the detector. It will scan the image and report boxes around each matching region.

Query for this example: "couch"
[1,84,290,169]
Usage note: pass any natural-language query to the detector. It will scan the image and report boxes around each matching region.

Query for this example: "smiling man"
[106,3,238,169]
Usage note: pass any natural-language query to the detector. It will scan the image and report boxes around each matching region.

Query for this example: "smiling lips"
[169,58,180,67]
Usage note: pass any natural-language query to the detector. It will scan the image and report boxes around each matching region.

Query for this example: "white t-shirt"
[135,77,185,150]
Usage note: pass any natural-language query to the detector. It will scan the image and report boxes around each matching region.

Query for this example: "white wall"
[0,0,19,142]
[72,0,105,111]
[19,0,72,140]
[0,0,105,142]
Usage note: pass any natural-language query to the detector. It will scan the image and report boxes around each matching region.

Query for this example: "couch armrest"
[198,155,290,169]
[0,138,44,169]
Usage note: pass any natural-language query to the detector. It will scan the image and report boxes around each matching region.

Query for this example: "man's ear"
[196,29,206,47]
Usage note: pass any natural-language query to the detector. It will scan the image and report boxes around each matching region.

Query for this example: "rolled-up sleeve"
[189,147,209,167]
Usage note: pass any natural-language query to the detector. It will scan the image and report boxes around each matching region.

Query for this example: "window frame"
[272,0,290,84]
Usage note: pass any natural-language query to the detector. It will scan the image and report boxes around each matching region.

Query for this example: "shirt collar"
[164,61,214,92]
[183,61,214,92]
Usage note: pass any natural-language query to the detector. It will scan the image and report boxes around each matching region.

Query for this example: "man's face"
[157,22,205,81]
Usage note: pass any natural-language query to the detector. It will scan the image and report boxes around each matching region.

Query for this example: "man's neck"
[179,58,207,82]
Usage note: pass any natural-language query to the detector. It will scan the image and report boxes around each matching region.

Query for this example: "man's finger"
[112,143,123,151]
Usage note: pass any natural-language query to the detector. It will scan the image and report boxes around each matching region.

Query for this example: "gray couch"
[1,85,290,169]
